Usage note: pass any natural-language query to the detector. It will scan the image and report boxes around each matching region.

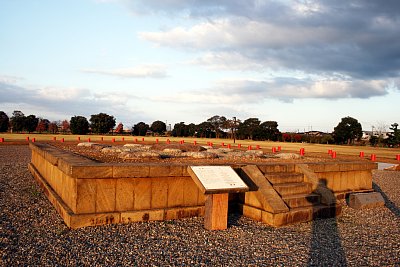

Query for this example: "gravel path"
[1,145,399,266]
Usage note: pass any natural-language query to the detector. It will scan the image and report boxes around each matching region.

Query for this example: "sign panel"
[188,166,249,194]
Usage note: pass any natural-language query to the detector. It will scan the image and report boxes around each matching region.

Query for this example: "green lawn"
[1,133,399,162]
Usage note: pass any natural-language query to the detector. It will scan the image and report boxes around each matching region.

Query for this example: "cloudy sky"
[1,0,399,132]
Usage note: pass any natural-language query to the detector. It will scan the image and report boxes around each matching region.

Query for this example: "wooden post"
[204,193,229,230]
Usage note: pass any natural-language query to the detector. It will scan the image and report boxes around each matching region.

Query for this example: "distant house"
[362,131,389,140]
[303,131,326,137]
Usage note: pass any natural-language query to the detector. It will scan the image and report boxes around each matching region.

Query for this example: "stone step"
[258,164,295,173]
[282,193,321,208]
[280,205,342,225]
[242,204,342,227]
[273,182,313,197]
[265,172,304,184]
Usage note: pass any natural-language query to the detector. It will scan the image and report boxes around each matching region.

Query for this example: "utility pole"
[233,116,237,144]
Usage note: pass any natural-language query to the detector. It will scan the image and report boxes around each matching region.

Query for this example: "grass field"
[1,133,399,162]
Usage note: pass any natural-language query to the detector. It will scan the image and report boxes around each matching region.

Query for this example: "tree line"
[0,110,399,147]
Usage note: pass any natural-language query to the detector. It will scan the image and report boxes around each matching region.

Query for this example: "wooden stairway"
[240,165,341,227]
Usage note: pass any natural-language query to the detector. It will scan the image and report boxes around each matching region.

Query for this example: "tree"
[115,123,124,134]
[237,118,261,139]
[224,118,240,142]
[150,120,166,135]
[294,134,302,142]
[386,123,400,147]
[70,116,89,135]
[48,122,58,134]
[25,115,39,133]
[282,133,291,142]
[0,111,9,132]
[10,110,25,132]
[333,116,362,144]
[172,122,188,137]
[36,119,49,133]
[132,122,149,136]
[61,120,70,133]
[375,121,388,145]
[320,134,334,144]
[196,121,214,138]
[369,135,379,147]
[90,113,116,134]
[253,121,280,141]
[207,115,227,138]
[187,123,197,137]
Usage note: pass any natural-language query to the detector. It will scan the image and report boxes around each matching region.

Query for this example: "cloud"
[81,64,168,78]
[140,19,341,50]
[189,52,266,72]
[0,78,141,122]
[132,0,400,86]
[216,78,389,101]
[0,75,24,84]
[150,77,389,105]
[141,17,400,78]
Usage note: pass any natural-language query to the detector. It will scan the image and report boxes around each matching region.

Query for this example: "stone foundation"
[28,143,377,228]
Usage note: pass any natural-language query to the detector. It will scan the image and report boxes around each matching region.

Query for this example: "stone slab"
[348,192,385,209]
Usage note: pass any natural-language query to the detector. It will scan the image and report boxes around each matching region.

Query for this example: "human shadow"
[307,179,347,266]
[372,182,400,217]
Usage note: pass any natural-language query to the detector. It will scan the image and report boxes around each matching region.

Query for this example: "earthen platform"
[28,142,377,228]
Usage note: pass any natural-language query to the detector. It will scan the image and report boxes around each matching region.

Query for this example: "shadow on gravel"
[373,182,400,218]
[307,179,348,267]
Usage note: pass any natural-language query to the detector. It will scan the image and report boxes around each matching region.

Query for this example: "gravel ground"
[1,145,399,266]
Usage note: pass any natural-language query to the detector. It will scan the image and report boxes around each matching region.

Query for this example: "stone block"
[306,163,325,172]
[324,164,340,172]
[121,210,164,223]
[348,192,385,209]
[259,164,287,173]
[358,171,373,190]
[197,191,207,205]
[70,213,121,228]
[245,192,263,209]
[167,177,184,208]
[134,178,152,210]
[164,207,205,220]
[345,171,355,191]
[65,175,77,211]
[95,179,116,213]
[242,204,262,221]
[115,178,135,211]
[182,178,199,206]
[151,178,168,209]
[59,172,67,203]
[340,163,354,171]
[113,164,150,178]
[149,165,184,177]
[76,179,96,214]
[56,168,66,195]
[261,211,273,225]
[286,164,296,173]
[44,150,61,166]
[331,172,342,192]
[71,165,113,179]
